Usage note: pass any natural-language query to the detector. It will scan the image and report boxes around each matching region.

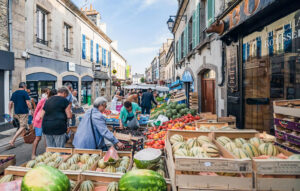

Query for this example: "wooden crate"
[165,130,253,191]
[254,173,300,191]
[218,115,236,128]
[273,99,300,118]
[86,151,133,175]
[199,113,218,120]
[195,122,229,131]
[0,155,16,174]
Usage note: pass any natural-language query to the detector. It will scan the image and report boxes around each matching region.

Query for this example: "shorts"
[34,127,42,137]
[14,114,28,129]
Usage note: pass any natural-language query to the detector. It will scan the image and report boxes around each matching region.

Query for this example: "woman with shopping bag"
[119,101,141,130]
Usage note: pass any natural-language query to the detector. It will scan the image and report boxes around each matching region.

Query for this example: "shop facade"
[207,0,300,131]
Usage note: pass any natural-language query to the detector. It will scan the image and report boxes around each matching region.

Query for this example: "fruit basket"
[165,130,253,191]
[0,155,16,174]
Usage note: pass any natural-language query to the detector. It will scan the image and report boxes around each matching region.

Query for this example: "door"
[201,78,216,114]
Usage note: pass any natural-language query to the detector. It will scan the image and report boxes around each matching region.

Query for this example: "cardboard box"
[0,155,16,174]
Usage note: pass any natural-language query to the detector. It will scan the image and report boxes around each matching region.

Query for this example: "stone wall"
[0,0,8,50]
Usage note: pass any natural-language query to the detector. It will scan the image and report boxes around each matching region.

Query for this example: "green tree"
[140,77,145,83]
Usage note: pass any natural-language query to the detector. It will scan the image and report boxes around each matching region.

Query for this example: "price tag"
[204,162,211,167]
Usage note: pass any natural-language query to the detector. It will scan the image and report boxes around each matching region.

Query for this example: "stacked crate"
[273,100,300,153]
[189,92,198,110]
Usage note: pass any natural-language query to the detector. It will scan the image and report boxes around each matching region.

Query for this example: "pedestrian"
[141,88,157,114]
[111,90,122,111]
[119,101,141,130]
[73,97,125,150]
[41,88,50,100]
[71,90,79,126]
[138,91,143,107]
[31,89,57,159]
[8,82,33,147]
[64,82,73,105]
[26,89,36,126]
[40,87,72,148]
[126,91,138,104]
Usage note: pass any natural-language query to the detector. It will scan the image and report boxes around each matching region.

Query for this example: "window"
[64,24,71,53]
[206,0,215,27]
[181,33,184,59]
[102,48,106,66]
[36,6,48,45]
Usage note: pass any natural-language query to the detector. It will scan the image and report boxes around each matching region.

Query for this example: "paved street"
[0,127,46,165]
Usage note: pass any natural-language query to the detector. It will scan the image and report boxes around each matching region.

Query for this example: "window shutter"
[44,14,47,41]
[268,31,273,56]
[104,49,106,66]
[196,3,200,45]
[82,34,86,59]
[90,40,93,62]
[102,48,104,66]
[207,0,214,27]
[183,30,186,56]
[186,25,189,54]
[192,11,196,49]
[256,37,261,58]
[284,24,292,52]
[36,10,40,39]
[96,43,99,63]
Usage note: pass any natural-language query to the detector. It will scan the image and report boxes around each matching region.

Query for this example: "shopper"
[73,97,125,150]
[40,87,72,147]
[41,88,50,100]
[31,89,57,159]
[138,91,143,106]
[141,88,157,114]
[126,91,139,104]
[8,82,33,147]
[111,91,122,111]
[119,101,141,130]
[26,89,36,126]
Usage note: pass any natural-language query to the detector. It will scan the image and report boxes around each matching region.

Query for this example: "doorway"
[201,69,216,114]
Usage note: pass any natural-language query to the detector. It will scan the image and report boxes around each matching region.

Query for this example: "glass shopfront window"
[27,81,56,103]
[81,82,92,105]
[243,10,300,132]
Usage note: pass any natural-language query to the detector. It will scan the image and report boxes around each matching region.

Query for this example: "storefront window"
[243,10,300,132]
[27,81,55,103]
[81,81,92,105]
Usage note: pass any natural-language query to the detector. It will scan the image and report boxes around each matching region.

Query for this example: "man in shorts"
[9,82,33,147]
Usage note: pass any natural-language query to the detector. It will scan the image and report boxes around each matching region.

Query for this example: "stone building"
[165,41,175,86]
[132,73,144,84]
[11,0,126,104]
[158,39,173,85]
[0,0,14,123]
[145,65,152,83]
[151,56,159,84]
[171,0,226,116]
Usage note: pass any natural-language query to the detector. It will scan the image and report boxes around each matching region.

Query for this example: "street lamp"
[166,15,187,32]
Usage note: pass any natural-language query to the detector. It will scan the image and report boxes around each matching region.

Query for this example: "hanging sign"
[227,44,238,92]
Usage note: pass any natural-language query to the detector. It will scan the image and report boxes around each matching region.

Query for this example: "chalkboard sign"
[227,45,238,92]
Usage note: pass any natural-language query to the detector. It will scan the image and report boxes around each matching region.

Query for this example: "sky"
[72,0,178,74]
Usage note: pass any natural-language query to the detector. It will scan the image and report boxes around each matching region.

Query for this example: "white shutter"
[36,10,40,38]
[44,13,47,41]
[39,11,43,39]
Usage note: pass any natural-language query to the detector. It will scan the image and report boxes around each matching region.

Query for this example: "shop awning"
[81,75,93,82]
[26,72,57,81]
[94,71,110,80]
[182,71,193,82]
[63,75,78,82]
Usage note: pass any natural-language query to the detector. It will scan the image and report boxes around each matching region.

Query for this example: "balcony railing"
[36,37,48,46]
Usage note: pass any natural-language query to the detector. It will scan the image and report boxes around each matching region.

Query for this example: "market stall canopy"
[182,71,193,82]
[123,84,169,92]
[94,71,110,80]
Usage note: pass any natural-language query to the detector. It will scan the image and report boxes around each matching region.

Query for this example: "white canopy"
[123,84,169,92]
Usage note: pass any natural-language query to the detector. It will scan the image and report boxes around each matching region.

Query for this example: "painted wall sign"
[227,45,239,92]
[68,62,76,72]
[207,0,276,35]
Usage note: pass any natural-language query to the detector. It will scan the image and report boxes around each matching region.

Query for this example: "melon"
[81,164,90,171]
[26,160,36,168]
[116,166,127,173]
[216,136,232,146]
[69,180,76,190]
[242,143,259,157]
[122,156,130,161]
[35,155,45,162]
[174,148,189,157]
[156,169,165,178]
[91,154,100,160]
[170,134,184,144]
[59,162,69,170]
[224,142,237,152]
[197,136,211,145]
[233,148,250,159]
[258,143,278,156]
[134,148,162,169]
[209,126,218,131]
[54,156,63,165]
[51,152,61,159]
[118,169,167,191]
[43,152,52,158]
[186,138,201,149]
[104,147,120,164]
[72,154,80,161]
[79,180,94,191]
[172,142,188,152]
[80,154,90,163]
[43,157,52,164]
[120,160,129,169]
[35,162,45,167]
[21,165,70,191]
[105,165,116,173]
[194,152,209,158]
[190,147,204,157]
[69,164,80,171]
[234,138,247,148]
[86,157,96,166]
[249,137,263,148]
[198,126,209,131]
[98,159,106,169]
[47,162,56,168]
[0,175,14,183]
[202,143,219,157]
[107,182,118,191]
[67,157,78,165]
[288,154,300,160]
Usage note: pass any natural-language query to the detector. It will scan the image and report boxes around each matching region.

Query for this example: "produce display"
[21,165,70,191]
[170,134,219,158]
[0,156,15,165]
[25,152,69,169]
[118,169,167,191]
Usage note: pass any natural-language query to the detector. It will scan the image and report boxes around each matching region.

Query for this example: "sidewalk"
[0,128,24,153]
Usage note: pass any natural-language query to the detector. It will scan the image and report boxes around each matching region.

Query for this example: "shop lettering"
[264,29,300,48]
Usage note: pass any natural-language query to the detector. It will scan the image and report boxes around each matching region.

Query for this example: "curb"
[0,137,24,153]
